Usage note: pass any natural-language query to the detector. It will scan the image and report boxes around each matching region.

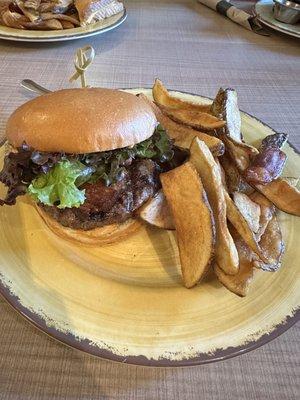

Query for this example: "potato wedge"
[261,132,288,150]
[214,232,255,297]
[282,177,299,187]
[216,158,227,190]
[211,88,243,143]
[253,214,284,271]
[220,154,254,195]
[190,138,239,275]
[211,88,259,156]
[232,192,260,233]
[254,178,300,217]
[255,205,274,242]
[256,207,274,242]
[214,263,254,297]
[220,154,241,193]
[249,190,274,208]
[249,191,275,241]
[223,135,258,171]
[138,93,224,156]
[175,129,224,156]
[152,78,212,113]
[248,191,283,270]
[225,192,269,263]
[160,162,215,288]
[224,127,300,216]
[160,106,226,132]
[244,145,287,185]
[137,190,175,230]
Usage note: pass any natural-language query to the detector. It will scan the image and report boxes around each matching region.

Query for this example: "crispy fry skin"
[138,93,224,156]
[255,205,274,242]
[252,214,285,271]
[214,230,255,297]
[218,131,299,216]
[211,88,259,159]
[225,192,269,263]
[190,138,239,275]
[254,178,300,217]
[137,190,175,230]
[145,80,297,290]
[160,162,215,288]
[220,154,241,192]
[232,192,260,233]
[159,106,226,132]
[152,78,212,112]
[211,88,243,143]
[249,190,274,208]
[220,154,254,195]
[218,159,263,260]
[222,135,258,171]
[247,191,283,270]
[249,191,275,241]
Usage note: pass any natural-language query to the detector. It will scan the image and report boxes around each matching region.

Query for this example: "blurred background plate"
[0,8,126,42]
[0,89,299,367]
[255,0,300,38]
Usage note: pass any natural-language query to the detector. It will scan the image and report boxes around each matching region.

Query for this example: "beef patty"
[40,159,160,230]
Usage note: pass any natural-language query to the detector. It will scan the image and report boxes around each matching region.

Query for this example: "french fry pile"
[137,79,300,296]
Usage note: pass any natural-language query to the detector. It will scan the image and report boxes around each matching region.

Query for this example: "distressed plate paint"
[0,89,299,367]
[0,9,126,42]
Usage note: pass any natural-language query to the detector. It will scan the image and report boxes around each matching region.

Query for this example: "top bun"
[6,88,157,154]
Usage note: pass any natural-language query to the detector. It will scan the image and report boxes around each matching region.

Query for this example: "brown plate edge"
[0,88,299,367]
[0,282,299,367]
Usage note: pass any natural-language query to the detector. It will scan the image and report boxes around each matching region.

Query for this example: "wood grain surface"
[0,1,299,399]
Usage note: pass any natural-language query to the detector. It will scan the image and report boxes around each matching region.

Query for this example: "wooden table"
[0,1,299,399]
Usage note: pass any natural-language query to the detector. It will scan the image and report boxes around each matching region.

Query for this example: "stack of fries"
[137,80,300,296]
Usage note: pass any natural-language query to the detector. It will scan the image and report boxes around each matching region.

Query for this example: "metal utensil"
[21,79,51,95]
[273,0,300,24]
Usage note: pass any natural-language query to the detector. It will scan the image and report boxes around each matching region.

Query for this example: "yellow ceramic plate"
[0,9,126,42]
[0,89,299,366]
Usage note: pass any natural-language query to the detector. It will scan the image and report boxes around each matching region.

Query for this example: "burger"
[0,88,184,244]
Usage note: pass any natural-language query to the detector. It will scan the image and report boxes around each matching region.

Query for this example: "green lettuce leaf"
[154,125,174,162]
[134,124,173,161]
[27,125,175,208]
[27,160,93,209]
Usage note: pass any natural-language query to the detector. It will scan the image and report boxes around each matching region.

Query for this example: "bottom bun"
[35,204,142,246]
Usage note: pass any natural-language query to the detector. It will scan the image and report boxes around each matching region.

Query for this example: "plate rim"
[0,280,299,367]
[0,9,127,42]
[255,0,300,39]
[0,88,299,367]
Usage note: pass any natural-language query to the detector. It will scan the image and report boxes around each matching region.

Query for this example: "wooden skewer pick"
[69,46,95,88]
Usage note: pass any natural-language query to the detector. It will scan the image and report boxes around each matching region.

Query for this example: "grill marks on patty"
[40,159,161,230]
